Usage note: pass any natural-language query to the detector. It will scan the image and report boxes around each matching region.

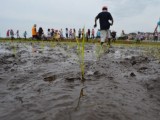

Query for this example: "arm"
[111,18,114,26]
[110,13,114,26]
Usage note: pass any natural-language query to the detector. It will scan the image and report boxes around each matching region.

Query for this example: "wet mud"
[0,42,160,120]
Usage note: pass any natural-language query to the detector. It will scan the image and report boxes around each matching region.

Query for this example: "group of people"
[31,25,104,41]
[6,29,27,40]
[5,6,115,43]
[31,6,115,41]
[120,30,160,42]
[5,6,159,45]
[32,24,61,40]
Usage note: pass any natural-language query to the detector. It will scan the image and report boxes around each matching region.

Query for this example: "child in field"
[65,28,68,39]
[32,24,38,40]
[78,29,81,39]
[23,31,27,39]
[10,29,14,40]
[47,29,51,40]
[73,28,76,39]
[69,29,72,39]
[38,27,44,40]
[54,30,60,41]
[60,29,64,39]
[91,29,95,39]
[6,30,10,38]
[16,30,20,39]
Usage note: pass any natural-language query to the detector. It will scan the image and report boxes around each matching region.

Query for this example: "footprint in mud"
[43,75,57,82]
[65,77,81,82]
[130,72,136,77]
[15,96,23,103]
[137,66,148,73]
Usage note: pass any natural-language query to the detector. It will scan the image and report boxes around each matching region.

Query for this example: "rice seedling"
[76,27,85,81]
[95,42,110,60]
[95,43,103,60]
[144,45,160,61]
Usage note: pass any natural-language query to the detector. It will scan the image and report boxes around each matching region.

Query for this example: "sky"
[0,0,160,37]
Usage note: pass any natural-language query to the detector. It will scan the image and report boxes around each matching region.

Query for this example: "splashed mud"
[0,42,160,120]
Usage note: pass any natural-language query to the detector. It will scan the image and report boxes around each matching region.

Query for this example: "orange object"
[32,26,37,36]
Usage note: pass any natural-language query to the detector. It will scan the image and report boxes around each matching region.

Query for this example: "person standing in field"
[73,28,76,39]
[91,29,95,39]
[6,30,10,38]
[47,29,51,40]
[16,30,20,39]
[78,28,82,39]
[32,24,38,39]
[38,27,44,40]
[87,29,90,39]
[10,29,14,40]
[94,6,113,46]
[51,29,54,37]
[65,28,68,39]
[69,29,72,39]
[82,28,84,39]
[23,31,27,39]
[60,29,64,39]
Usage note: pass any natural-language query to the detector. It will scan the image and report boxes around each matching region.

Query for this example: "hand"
[110,23,113,26]
[94,23,97,28]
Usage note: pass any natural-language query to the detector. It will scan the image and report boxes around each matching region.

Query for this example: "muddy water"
[0,42,160,120]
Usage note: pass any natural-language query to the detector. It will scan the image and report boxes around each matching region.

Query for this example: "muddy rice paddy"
[0,41,160,120]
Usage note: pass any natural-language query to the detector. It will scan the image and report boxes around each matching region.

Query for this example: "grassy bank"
[0,38,160,45]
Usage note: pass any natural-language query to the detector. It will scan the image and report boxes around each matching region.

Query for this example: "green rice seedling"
[76,28,85,81]
[95,42,110,60]
[146,45,160,61]
[95,43,103,60]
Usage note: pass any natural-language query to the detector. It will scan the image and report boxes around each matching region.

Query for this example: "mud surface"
[0,42,160,120]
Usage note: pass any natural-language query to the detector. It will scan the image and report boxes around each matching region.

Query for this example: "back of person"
[38,27,43,35]
[32,26,37,36]
[94,6,113,46]
[97,12,113,30]
[10,30,14,36]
